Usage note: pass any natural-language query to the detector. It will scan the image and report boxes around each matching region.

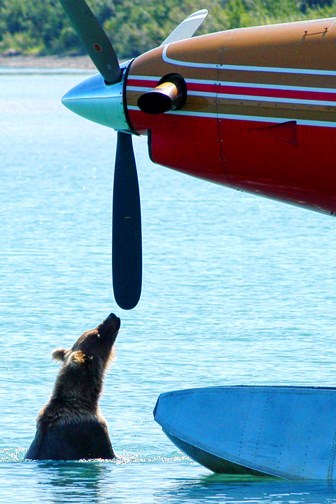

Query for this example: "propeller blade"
[112,132,142,310]
[58,0,121,84]
[160,9,208,46]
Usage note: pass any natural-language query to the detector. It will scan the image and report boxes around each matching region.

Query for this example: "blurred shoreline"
[0,55,95,70]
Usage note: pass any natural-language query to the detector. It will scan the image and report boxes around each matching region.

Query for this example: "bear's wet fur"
[25,313,120,461]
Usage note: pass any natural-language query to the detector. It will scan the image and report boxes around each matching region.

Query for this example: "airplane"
[58,1,336,479]
[59,2,336,311]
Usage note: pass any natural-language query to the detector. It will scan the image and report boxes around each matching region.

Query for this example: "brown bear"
[25,313,120,460]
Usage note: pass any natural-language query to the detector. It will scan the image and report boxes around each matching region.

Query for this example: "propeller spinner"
[58,0,207,310]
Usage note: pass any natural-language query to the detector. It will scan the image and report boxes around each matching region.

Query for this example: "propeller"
[58,0,208,310]
[58,0,120,84]
[59,0,141,310]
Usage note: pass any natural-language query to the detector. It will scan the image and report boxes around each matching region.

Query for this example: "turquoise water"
[1,70,336,502]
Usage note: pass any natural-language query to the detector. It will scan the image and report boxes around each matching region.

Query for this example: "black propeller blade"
[58,0,121,84]
[112,133,142,310]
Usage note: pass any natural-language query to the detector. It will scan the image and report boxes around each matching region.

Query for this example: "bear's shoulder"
[37,396,100,426]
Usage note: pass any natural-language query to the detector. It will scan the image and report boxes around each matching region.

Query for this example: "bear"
[25,313,120,461]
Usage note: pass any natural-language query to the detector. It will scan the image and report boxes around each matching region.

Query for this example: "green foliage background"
[0,0,335,59]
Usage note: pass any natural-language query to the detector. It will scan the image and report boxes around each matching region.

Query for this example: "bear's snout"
[98,313,120,338]
[70,314,120,355]
[105,313,120,325]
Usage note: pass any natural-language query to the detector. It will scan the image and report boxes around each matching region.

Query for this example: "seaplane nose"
[62,72,129,131]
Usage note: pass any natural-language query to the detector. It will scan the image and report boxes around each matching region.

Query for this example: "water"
[1,69,336,502]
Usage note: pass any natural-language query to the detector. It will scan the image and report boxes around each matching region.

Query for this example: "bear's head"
[51,313,121,405]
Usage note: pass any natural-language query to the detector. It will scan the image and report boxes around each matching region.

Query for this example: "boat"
[154,385,336,479]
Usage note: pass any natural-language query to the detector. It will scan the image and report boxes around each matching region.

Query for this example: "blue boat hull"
[165,431,268,476]
[154,385,336,479]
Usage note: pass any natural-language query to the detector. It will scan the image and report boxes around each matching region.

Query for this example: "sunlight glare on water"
[1,70,336,502]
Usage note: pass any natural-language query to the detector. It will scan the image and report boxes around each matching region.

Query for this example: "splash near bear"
[25,313,120,460]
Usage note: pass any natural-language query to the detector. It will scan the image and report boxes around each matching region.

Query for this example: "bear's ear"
[52,348,67,362]
[69,350,93,367]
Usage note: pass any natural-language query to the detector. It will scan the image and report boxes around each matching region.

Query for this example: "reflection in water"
[34,461,113,503]
[158,473,336,503]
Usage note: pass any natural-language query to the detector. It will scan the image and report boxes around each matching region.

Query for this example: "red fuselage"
[126,17,336,215]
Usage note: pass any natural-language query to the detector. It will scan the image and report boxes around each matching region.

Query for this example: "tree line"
[0,0,334,59]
